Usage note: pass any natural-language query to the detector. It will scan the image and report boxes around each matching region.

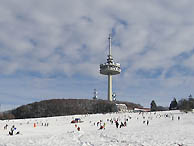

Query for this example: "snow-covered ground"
[0,110,194,146]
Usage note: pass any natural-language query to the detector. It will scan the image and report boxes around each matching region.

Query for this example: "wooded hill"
[0,99,142,120]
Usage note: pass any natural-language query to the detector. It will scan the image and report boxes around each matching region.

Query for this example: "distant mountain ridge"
[0,99,142,119]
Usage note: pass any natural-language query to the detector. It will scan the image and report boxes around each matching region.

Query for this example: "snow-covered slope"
[0,111,193,146]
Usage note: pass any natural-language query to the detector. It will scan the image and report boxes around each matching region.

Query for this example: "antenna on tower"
[108,34,112,56]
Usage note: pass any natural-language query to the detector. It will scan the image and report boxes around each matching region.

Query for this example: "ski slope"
[0,110,193,146]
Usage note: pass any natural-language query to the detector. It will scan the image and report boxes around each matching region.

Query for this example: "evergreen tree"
[169,98,178,110]
[178,99,192,111]
[150,100,157,111]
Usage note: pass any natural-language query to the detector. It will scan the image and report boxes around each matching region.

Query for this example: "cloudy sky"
[1,0,194,110]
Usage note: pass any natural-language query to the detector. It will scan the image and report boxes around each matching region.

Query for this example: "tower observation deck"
[100,35,121,101]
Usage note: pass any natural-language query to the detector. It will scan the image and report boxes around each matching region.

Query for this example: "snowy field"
[0,110,194,146]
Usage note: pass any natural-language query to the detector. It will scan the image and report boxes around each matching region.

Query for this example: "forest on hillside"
[0,99,142,120]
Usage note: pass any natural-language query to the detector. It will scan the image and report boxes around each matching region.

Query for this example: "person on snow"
[4,124,8,130]
[147,120,149,126]
[124,121,127,127]
[120,122,124,128]
[9,125,15,136]
[99,125,104,130]
[115,121,119,128]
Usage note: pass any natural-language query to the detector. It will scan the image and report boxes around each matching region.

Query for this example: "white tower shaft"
[108,34,112,101]
[108,74,112,101]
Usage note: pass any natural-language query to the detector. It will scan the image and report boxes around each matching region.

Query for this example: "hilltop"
[0,99,142,119]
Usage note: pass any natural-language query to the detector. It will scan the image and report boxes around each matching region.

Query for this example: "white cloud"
[184,54,194,69]
[1,0,194,107]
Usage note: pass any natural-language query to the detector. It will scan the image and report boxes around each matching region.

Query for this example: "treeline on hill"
[177,97,194,111]
[150,97,194,112]
[150,100,168,111]
[0,99,141,120]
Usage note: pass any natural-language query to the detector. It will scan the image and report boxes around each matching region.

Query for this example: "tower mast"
[100,34,121,101]
[108,34,112,56]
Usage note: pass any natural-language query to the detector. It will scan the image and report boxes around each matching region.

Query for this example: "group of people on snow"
[4,125,20,136]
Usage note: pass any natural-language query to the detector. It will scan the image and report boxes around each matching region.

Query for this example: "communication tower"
[112,92,116,101]
[100,34,121,101]
[93,89,98,100]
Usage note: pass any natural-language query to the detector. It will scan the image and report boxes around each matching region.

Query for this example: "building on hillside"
[133,107,150,112]
[116,104,127,112]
